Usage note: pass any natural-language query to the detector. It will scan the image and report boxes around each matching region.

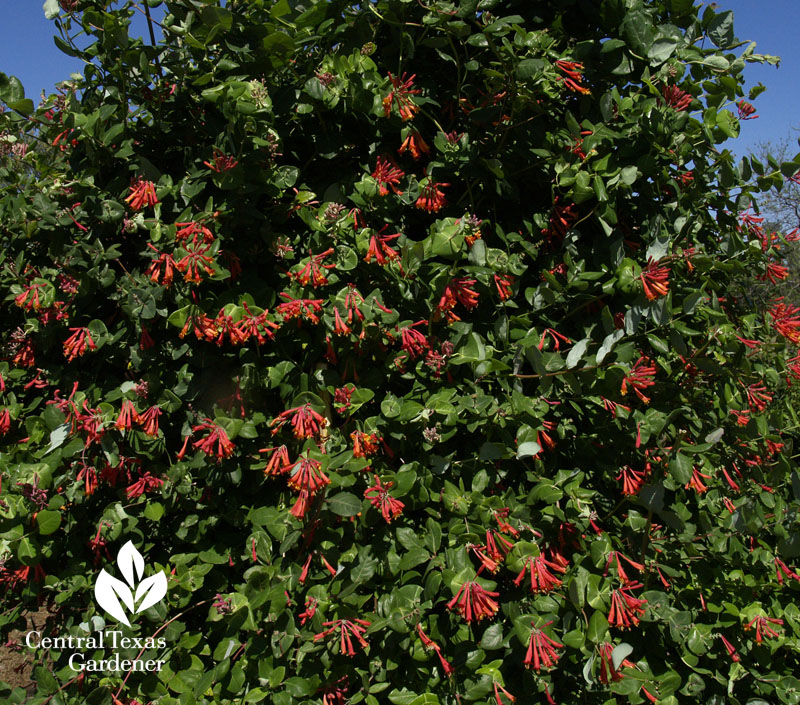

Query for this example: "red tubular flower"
[365,228,401,265]
[351,431,380,458]
[513,553,567,593]
[211,309,249,346]
[769,299,800,343]
[192,418,235,461]
[621,356,657,403]
[236,303,280,344]
[744,615,783,644]
[14,282,45,311]
[469,544,500,574]
[138,405,162,437]
[601,397,631,418]
[603,551,644,585]
[686,466,711,493]
[371,156,405,196]
[333,308,351,336]
[270,403,328,439]
[398,130,429,159]
[320,553,337,577]
[416,623,436,650]
[364,475,404,523]
[493,274,514,301]
[260,445,292,476]
[139,326,155,351]
[314,619,371,656]
[124,177,158,210]
[416,624,455,677]
[287,454,330,494]
[523,622,564,671]
[608,582,647,629]
[416,179,449,213]
[299,597,317,625]
[179,311,217,341]
[204,148,239,172]
[145,244,179,286]
[447,581,500,622]
[437,277,479,322]
[745,382,772,412]
[276,294,324,323]
[63,327,96,362]
[538,328,571,351]
[176,242,216,283]
[555,59,590,94]
[291,248,336,287]
[640,257,670,300]
[126,471,164,499]
[760,262,789,284]
[382,72,420,120]
[88,524,112,566]
[494,508,519,536]
[175,221,215,244]
[721,467,740,492]
[398,321,429,358]
[735,334,761,349]
[730,408,751,426]
[775,557,800,585]
[485,529,514,561]
[493,682,515,705]
[289,490,311,516]
[737,100,759,120]
[718,634,740,662]
[114,399,139,431]
[0,408,10,435]
[661,84,692,111]
[617,465,646,495]
[76,463,98,495]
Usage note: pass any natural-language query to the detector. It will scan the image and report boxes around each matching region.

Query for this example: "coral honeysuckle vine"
[1,1,800,704]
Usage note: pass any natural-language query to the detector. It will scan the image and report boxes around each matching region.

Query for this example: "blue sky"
[0,1,798,158]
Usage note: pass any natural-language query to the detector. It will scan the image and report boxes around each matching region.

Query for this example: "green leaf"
[707,10,735,48]
[480,623,504,650]
[648,38,678,65]
[36,510,61,535]
[669,453,693,484]
[621,11,655,55]
[7,99,34,116]
[327,492,362,516]
[566,338,589,368]
[144,502,165,521]
[409,696,440,705]
[270,0,291,18]
[516,441,541,459]
[587,609,608,643]
[703,55,730,71]
[0,73,24,103]
[45,424,70,454]
[611,642,633,669]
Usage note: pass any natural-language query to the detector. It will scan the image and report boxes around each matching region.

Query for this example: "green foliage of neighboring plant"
[1,1,800,703]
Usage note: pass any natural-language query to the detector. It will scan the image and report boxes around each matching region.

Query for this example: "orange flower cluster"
[364,475,404,523]
[447,581,499,622]
[124,177,158,210]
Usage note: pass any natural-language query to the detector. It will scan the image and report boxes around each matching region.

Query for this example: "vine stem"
[512,363,605,379]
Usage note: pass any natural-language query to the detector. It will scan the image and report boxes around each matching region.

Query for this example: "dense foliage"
[2,1,800,703]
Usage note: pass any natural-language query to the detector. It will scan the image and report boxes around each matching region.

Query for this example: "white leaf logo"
[94,540,167,626]
[95,570,135,627]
